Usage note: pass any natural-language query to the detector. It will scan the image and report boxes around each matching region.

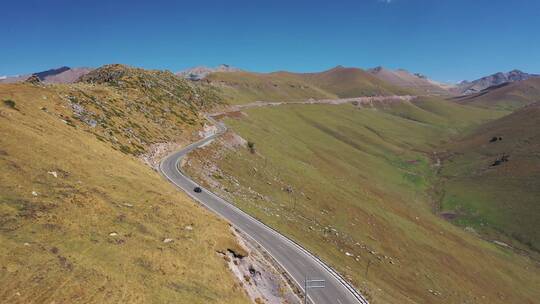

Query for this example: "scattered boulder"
[163,238,174,243]
[47,171,58,178]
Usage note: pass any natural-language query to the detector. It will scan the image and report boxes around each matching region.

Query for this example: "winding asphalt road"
[159,117,369,304]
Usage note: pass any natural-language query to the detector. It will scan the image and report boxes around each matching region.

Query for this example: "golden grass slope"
[0,83,249,303]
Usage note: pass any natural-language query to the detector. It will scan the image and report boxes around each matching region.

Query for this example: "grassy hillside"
[0,81,250,303]
[13,64,224,157]
[297,66,413,98]
[439,102,540,252]
[207,71,337,104]
[206,66,412,104]
[455,78,540,111]
[184,99,539,304]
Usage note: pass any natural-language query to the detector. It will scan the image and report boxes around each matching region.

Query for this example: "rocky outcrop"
[219,228,302,304]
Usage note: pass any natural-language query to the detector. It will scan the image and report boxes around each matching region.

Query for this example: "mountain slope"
[296,66,413,98]
[453,70,539,95]
[439,102,540,252]
[207,66,411,104]
[368,67,451,95]
[52,64,224,156]
[44,67,93,83]
[0,83,250,303]
[454,77,540,110]
[183,99,539,304]
[206,70,338,104]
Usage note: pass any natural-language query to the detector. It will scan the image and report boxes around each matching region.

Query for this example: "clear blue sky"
[2,0,539,82]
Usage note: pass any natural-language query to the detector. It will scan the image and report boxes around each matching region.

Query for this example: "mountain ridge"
[454,77,540,110]
[454,69,539,95]
[0,66,93,84]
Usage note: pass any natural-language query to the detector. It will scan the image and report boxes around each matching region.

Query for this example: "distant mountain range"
[3,65,539,99]
[176,64,241,81]
[453,70,539,95]
[0,66,93,84]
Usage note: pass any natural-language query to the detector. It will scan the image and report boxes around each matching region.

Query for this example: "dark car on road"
[193,186,202,193]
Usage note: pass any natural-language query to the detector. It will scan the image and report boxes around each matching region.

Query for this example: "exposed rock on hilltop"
[0,66,92,84]
[454,69,539,95]
[177,64,241,81]
[79,64,223,110]
[368,66,451,95]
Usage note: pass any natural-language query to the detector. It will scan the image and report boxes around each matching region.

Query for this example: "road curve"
[159,117,369,304]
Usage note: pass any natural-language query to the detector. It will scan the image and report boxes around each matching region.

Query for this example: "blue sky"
[1,0,539,82]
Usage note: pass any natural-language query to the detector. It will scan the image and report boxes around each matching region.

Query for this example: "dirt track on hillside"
[212,95,417,117]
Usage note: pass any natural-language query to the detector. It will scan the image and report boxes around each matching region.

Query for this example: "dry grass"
[0,83,249,304]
